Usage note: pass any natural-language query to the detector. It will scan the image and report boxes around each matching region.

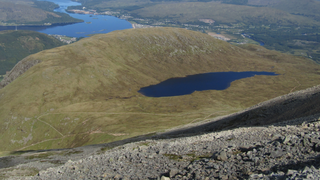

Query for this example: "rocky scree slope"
[21,112,320,179]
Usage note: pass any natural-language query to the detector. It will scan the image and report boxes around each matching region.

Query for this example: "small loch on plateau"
[138,71,278,97]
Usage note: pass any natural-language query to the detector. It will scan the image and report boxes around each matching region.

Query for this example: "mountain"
[0,27,319,152]
[0,1,82,26]
[73,0,320,26]
[131,1,320,25]
[0,30,65,76]
[253,0,320,21]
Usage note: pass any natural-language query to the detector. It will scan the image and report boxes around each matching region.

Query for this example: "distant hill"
[0,30,65,75]
[262,0,320,21]
[0,2,48,23]
[73,0,320,26]
[0,1,82,26]
[131,2,320,25]
[72,0,320,63]
[0,27,319,152]
[212,0,320,22]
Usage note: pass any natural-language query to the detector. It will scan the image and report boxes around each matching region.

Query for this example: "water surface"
[0,0,132,38]
[138,71,278,97]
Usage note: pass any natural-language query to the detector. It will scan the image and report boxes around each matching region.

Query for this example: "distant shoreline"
[0,22,80,28]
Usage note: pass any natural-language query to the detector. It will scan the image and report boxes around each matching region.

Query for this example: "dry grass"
[0,27,319,151]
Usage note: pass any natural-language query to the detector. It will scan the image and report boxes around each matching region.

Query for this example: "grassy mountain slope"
[0,30,65,75]
[0,27,319,152]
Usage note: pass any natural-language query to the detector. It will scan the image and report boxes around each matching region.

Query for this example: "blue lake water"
[0,0,132,37]
[138,71,278,97]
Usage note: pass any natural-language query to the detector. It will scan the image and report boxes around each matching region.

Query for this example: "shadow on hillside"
[270,154,320,176]
[157,86,320,139]
[0,148,76,169]
[68,85,320,152]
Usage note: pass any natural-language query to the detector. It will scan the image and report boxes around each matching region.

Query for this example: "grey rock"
[282,136,291,144]
[213,164,220,169]
[270,150,285,158]
[249,174,264,179]
[169,168,179,177]
[252,157,259,165]
[161,176,170,180]
[310,137,320,144]
[215,151,228,161]
[286,169,297,176]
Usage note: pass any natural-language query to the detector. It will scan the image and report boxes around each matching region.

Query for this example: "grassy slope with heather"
[0,27,319,152]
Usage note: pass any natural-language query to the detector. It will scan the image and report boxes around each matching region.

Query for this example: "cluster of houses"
[50,34,77,44]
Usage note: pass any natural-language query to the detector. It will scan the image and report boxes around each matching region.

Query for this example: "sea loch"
[0,0,132,38]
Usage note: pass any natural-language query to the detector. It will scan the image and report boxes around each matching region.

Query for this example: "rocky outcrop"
[0,57,41,89]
